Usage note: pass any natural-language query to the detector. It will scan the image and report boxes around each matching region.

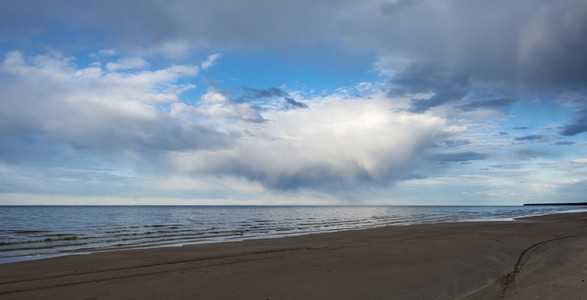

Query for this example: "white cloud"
[200,53,220,70]
[98,48,117,56]
[147,39,193,59]
[173,88,264,122]
[555,92,587,108]
[170,95,455,190]
[105,57,150,71]
[0,51,217,153]
[89,48,117,58]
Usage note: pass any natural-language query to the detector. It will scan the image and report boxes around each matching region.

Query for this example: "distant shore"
[1,212,586,299]
[523,202,587,206]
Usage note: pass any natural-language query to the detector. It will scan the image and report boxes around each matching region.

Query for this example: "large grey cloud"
[170,96,454,191]
[3,0,586,92]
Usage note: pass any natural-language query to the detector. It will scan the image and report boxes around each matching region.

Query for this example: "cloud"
[385,64,515,114]
[459,98,516,111]
[242,87,288,100]
[511,149,550,160]
[89,48,117,58]
[170,96,455,191]
[105,57,150,71]
[380,0,423,14]
[181,88,265,122]
[239,87,309,110]
[387,64,470,112]
[5,1,585,93]
[200,53,220,70]
[514,135,548,142]
[443,139,471,147]
[98,48,117,56]
[426,151,488,162]
[488,164,524,170]
[555,179,587,202]
[284,97,308,109]
[2,1,587,203]
[377,1,587,94]
[560,109,587,136]
[0,51,227,157]
[0,51,461,194]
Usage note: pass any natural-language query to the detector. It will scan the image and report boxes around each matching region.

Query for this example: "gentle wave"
[1,205,585,263]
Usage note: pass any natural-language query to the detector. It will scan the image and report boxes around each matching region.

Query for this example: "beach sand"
[1,212,586,299]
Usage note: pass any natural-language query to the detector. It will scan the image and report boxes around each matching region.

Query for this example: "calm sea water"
[1,205,585,263]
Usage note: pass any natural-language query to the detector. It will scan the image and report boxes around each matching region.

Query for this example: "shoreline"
[1,211,586,299]
[3,207,585,266]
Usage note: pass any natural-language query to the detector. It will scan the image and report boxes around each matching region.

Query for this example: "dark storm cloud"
[4,0,585,93]
[560,110,587,136]
[560,120,587,136]
[284,97,308,109]
[426,151,488,162]
[388,64,470,112]
[513,127,529,130]
[379,1,586,94]
[554,141,575,145]
[388,65,516,113]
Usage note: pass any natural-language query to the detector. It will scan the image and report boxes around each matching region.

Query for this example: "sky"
[0,0,586,205]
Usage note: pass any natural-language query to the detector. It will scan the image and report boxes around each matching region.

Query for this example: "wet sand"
[1,212,586,299]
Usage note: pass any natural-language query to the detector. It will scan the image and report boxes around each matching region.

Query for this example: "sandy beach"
[1,212,586,299]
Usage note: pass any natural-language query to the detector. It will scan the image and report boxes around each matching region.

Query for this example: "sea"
[1,205,585,264]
